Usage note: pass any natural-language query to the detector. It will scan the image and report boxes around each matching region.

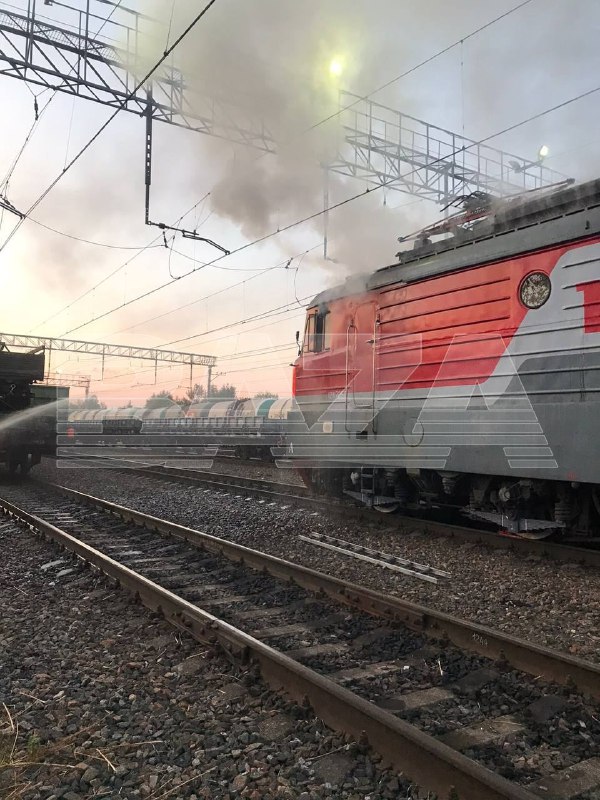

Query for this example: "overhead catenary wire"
[91,297,312,383]
[192,312,308,349]
[218,343,294,361]
[29,192,212,332]
[15,0,534,333]
[26,216,168,250]
[104,352,292,384]
[169,246,283,272]
[161,295,314,348]
[0,0,220,256]
[165,0,176,54]
[56,180,397,336]
[0,95,53,194]
[44,295,309,383]
[113,243,321,336]
[28,192,216,330]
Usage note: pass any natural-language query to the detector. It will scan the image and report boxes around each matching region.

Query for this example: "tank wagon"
[288,178,600,538]
[65,397,292,461]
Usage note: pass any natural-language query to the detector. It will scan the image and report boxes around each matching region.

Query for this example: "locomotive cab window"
[303,308,330,353]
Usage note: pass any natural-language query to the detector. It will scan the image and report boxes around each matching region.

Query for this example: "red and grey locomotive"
[288,179,600,538]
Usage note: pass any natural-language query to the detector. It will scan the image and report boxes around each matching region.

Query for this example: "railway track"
[2,480,599,800]
[76,458,600,569]
[62,457,315,504]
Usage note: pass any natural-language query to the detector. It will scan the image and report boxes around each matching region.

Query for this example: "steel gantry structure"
[0,333,216,390]
[0,0,274,151]
[328,91,568,204]
[0,2,567,199]
[43,371,91,395]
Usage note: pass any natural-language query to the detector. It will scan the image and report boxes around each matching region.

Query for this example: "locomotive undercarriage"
[301,466,599,539]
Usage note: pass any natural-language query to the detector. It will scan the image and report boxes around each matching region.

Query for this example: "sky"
[0,0,599,405]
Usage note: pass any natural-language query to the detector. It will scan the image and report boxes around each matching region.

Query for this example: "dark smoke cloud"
[140,0,600,276]
[142,0,426,268]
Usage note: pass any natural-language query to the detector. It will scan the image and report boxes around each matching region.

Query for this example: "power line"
[0,0,219,256]
[58,183,378,335]
[194,312,308,349]
[169,246,280,271]
[0,95,53,194]
[30,192,212,332]
[112,243,321,336]
[14,2,530,328]
[219,360,292,376]
[105,355,293,385]
[161,295,314,348]
[60,305,307,382]
[105,348,295,382]
[27,216,166,250]
[29,192,213,331]
[219,343,294,361]
[7,0,539,342]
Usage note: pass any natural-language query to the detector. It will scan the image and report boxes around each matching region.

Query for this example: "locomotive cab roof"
[309,177,600,308]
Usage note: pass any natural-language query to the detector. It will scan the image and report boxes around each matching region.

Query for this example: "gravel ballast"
[38,462,600,664]
[0,515,417,800]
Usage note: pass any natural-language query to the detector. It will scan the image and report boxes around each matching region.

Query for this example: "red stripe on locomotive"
[294,239,598,397]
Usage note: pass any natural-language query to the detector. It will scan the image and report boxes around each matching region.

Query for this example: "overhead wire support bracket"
[0,195,25,218]
[144,90,230,256]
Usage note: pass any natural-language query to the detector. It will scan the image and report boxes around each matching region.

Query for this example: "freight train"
[0,344,61,473]
[64,397,295,460]
[288,178,600,539]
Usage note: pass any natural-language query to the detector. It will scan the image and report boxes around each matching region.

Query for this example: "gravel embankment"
[39,462,600,663]
[208,458,303,486]
[0,516,416,800]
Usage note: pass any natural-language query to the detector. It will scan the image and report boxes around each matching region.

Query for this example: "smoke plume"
[139,0,600,275]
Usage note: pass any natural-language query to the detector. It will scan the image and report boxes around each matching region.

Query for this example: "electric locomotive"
[288,179,600,538]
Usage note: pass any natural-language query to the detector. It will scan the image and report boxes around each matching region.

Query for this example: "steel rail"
[42,482,600,700]
[128,462,310,496]
[0,492,542,800]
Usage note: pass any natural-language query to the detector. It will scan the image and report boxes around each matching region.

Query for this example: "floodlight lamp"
[329,58,343,78]
[538,144,550,160]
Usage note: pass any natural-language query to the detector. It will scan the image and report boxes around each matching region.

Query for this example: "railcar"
[288,178,600,538]
[64,397,293,461]
[0,345,59,473]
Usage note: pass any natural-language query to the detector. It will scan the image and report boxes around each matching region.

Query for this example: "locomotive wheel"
[374,501,401,514]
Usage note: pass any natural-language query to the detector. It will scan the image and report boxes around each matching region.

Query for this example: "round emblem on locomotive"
[519,272,551,309]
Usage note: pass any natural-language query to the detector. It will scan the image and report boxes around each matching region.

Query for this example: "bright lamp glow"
[538,144,550,160]
[329,58,343,77]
